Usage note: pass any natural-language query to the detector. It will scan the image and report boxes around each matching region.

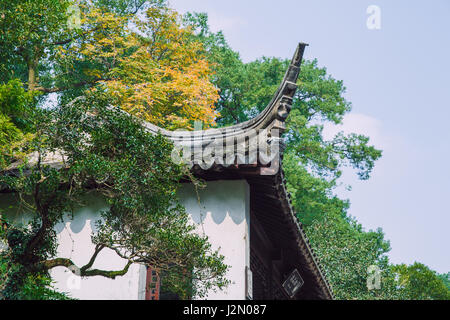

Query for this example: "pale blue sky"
[169,0,450,273]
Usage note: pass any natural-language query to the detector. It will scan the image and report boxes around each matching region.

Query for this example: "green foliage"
[12,273,73,300]
[57,93,229,298]
[0,258,72,300]
[184,13,289,125]
[394,263,450,300]
[0,219,72,300]
[438,272,450,291]
[305,211,405,299]
[1,1,219,130]
[0,0,447,301]
[284,59,382,181]
[0,1,227,300]
[283,153,349,227]
[0,0,164,90]
[0,114,21,152]
[0,0,160,85]
[0,248,7,296]
[0,0,72,85]
[0,79,36,168]
[0,79,35,122]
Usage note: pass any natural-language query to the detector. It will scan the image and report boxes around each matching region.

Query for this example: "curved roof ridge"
[142,43,308,141]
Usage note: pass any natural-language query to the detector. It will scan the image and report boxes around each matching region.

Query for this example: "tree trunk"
[27,54,39,92]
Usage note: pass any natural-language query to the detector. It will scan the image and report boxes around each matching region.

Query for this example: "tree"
[0,0,219,130]
[394,263,450,300]
[0,93,228,299]
[304,209,404,299]
[438,272,450,291]
[0,0,159,89]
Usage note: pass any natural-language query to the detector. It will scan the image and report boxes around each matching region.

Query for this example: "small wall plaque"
[282,269,304,298]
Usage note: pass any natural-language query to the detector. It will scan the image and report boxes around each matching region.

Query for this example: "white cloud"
[322,113,385,149]
[168,0,246,33]
[206,12,246,33]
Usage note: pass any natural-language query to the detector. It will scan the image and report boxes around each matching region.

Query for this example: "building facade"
[1,43,332,300]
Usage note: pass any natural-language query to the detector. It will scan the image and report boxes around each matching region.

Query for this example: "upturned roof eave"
[142,43,308,142]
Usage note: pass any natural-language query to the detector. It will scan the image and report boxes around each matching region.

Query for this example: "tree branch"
[35,78,111,93]
[48,26,103,46]
[80,244,105,273]
[42,253,133,280]
[82,261,132,279]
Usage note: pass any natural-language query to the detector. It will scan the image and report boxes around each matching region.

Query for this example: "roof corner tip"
[292,42,308,67]
[281,42,307,86]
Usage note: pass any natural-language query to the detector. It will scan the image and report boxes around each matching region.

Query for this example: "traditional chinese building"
[1,43,332,300]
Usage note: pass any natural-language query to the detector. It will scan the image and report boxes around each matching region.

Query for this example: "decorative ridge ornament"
[143,43,309,172]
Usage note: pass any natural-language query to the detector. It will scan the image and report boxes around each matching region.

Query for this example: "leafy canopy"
[0,0,219,129]
[0,79,36,168]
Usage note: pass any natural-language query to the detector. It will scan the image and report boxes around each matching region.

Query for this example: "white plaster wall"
[0,179,250,300]
[178,180,250,300]
[0,193,145,300]
[48,194,145,300]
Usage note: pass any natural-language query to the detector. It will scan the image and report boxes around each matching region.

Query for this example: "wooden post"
[145,267,160,300]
